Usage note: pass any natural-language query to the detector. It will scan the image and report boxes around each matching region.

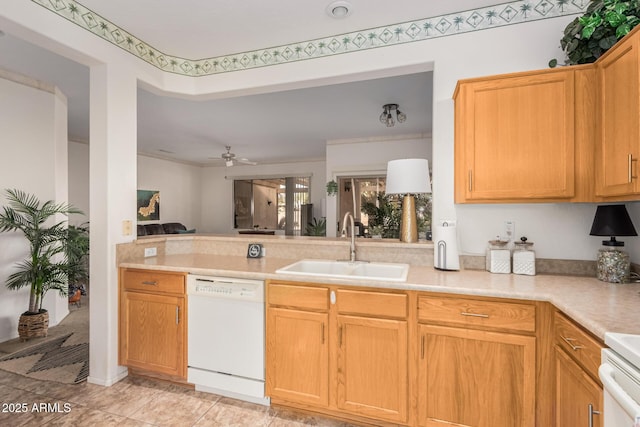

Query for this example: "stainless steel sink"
[275,259,409,282]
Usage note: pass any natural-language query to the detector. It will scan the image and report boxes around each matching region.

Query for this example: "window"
[338,176,431,238]
[233,176,310,235]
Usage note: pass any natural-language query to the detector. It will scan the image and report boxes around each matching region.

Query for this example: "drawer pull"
[321,323,325,344]
[460,311,489,318]
[338,326,343,347]
[468,170,473,192]
[421,335,425,359]
[141,280,158,286]
[561,336,584,351]
[175,306,179,325]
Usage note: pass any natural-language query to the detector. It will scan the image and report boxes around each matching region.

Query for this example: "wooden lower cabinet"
[417,324,536,427]
[336,315,408,423]
[266,307,329,406]
[554,311,604,427]
[119,268,187,379]
[266,283,608,427]
[266,281,409,425]
[555,347,603,427]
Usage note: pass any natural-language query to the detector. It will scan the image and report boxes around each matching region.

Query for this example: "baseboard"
[87,366,128,386]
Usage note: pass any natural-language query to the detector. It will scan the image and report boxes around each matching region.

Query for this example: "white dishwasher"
[600,332,640,427]
[187,274,269,406]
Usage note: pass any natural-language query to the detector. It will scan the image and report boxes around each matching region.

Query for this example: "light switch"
[122,220,132,236]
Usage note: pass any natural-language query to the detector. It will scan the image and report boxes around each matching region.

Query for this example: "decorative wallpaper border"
[31,0,588,76]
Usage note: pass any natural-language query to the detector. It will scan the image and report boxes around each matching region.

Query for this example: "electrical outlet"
[122,220,132,236]
[144,247,157,257]
[504,221,515,241]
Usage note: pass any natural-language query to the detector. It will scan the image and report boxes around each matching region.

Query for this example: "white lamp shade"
[385,158,431,195]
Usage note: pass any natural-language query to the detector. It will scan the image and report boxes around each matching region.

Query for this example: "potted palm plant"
[0,189,81,339]
[65,222,89,305]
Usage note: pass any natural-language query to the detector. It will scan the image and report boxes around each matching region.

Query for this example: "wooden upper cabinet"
[454,67,596,203]
[596,28,640,198]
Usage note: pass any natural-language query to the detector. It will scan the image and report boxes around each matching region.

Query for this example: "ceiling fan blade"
[237,158,257,165]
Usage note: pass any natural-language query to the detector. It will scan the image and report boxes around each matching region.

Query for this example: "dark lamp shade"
[589,205,638,237]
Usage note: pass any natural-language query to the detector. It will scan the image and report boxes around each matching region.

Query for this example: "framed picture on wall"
[137,190,160,221]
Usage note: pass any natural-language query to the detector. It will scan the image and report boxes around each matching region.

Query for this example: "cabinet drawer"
[555,312,603,380]
[336,289,407,319]
[418,295,536,333]
[268,283,329,311]
[122,269,185,294]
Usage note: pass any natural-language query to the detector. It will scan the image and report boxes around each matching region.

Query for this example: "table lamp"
[589,204,637,283]
[385,158,431,243]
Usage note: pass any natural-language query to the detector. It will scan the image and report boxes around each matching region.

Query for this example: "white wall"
[200,160,326,233]
[325,135,432,237]
[68,146,204,231]
[137,156,203,230]
[0,71,69,342]
[68,140,90,225]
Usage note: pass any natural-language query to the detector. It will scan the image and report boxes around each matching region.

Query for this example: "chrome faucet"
[341,212,357,262]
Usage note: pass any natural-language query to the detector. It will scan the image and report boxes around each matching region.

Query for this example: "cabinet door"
[455,70,575,202]
[120,291,185,378]
[418,324,535,427]
[266,308,329,407]
[555,347,603,427]
[336,315,408,423]
[597,33,640,197]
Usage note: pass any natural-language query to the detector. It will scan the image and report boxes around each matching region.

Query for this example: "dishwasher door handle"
[599,363,640,418]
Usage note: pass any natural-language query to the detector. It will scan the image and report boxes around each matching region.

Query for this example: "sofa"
[137,222,191,236]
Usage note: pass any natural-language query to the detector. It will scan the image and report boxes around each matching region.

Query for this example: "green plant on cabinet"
[550,0,640,66]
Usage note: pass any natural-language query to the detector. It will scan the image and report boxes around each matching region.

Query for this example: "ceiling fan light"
[225,159,234,167]
[386,113,394,127]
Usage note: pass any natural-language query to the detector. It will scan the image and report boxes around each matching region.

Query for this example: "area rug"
[0,333,88,384]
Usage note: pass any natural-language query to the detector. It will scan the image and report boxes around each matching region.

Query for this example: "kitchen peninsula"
[118,234,639,338]
[117,234,640,427]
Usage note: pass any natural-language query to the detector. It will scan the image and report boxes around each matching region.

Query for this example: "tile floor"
[0,371,360,426]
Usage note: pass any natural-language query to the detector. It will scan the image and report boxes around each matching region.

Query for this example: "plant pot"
[18,310,48,341]
[68,289,81,304]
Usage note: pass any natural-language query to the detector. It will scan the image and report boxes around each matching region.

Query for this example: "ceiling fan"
[211,145,257,167]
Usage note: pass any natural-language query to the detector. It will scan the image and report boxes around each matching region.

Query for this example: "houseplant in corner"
[0,189,81,339]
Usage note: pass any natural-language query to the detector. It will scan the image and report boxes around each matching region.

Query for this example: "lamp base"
[399,194,418,243]
[596,247,630,283]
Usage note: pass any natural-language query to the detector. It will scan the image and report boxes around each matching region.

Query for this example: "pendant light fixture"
[380,104,407,127]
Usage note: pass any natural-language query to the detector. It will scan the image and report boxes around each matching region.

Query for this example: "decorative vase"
[18,310,49,341]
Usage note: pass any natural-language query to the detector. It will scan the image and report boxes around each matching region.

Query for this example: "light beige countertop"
[120,253,640,340]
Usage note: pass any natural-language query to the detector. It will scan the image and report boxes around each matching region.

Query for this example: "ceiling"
[0,1,497,165]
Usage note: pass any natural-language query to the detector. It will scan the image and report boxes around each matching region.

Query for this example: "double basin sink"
[276,259,409,282]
